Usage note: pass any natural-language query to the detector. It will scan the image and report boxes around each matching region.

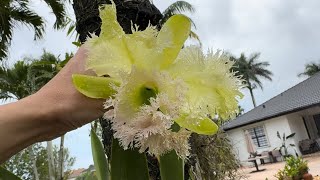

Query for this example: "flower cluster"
[73,3,242,159]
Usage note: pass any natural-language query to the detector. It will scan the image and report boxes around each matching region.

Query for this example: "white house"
[223,73,320,165]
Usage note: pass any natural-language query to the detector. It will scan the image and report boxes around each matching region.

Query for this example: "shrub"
[274,156,309,180]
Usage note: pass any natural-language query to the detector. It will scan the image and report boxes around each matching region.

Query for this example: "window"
[247,126,269,148]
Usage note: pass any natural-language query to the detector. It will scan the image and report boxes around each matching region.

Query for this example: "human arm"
[0,47,104,163]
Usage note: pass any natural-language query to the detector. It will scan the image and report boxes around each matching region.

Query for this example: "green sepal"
[72,74,120,99]
[175,114,218,135]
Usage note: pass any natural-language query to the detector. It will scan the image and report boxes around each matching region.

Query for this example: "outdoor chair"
[271,150,283,162]
[315,138,320,151]
[259,151,272,164]
[299,139,315,155]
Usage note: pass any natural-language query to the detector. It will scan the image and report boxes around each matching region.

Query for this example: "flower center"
[139,84,158,105]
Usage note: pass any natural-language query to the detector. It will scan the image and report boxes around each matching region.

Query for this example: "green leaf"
[0,166,22,180]
[174,114,218,135]
[67,24,75,36]
[286,133,296,139]
[276,131,281,140]
[160,150,184,180]
[111,138,149,180]
[72,74,120,99]
[91,129,110,180]
[72,41,81,47]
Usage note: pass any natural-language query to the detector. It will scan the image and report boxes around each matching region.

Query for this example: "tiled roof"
[223,72,320,130]
[69,168,86,178]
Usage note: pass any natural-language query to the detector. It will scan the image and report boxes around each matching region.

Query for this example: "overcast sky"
[5,0,320,169]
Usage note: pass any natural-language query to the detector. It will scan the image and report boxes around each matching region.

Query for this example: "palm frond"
[10,6,45,40]
[298,62,320,77]
[248,53,260,65]
[250,76,263,89]
[163,1,195,16]
[162,1,195,26]
[0,3,13,60]
[43,0,67,29]
[233,52,272,91]
[255,70,272,81]
[189,30,202,47]
[0,93,14,102]
[254,61,270,67]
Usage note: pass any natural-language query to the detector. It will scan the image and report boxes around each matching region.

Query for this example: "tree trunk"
[47,141,55,180]
[248,87,257,107]
[28,145,39,180]
[73,0,162,43]
[246,80,257,108]
[58,135,65,180]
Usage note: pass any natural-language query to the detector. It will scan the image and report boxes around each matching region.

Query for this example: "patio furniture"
[299,139,317,155]
[259,151,273,164]
[315,138,320,151]
[271,150,283,162]
[247,156,267,173]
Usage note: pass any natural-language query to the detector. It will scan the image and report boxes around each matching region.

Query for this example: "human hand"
[34,46,104,140]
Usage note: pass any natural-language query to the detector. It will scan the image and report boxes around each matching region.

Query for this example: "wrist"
[28,92,72,141]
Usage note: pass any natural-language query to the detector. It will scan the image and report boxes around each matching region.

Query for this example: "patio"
[240,153,320,180]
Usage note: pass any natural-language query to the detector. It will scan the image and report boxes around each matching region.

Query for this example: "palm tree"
[161,1,201,45]
[298,62,320,77]
[0,0,68,60]
[232,53,273,107]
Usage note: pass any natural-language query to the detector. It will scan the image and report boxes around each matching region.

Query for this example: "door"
[313,114,320,136]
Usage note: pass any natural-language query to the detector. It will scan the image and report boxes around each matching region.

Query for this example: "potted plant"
[276,131,297,158]
[274,156,312,180]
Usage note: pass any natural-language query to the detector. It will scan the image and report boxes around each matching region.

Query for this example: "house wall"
[226,115,294,165]
[301,106,320,139]
[287,112,309,155]
[304,115,318,139]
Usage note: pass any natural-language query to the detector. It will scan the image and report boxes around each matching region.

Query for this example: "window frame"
[245,125,269,148]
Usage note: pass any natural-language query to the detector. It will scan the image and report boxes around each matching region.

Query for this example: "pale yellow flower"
[73,3,242,158]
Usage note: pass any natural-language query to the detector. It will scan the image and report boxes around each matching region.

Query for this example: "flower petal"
[123,26,158,70]
[156,15,191,69]
[99,3,124,40]
[85,38,133,77]
[168,46,243,119]
[85,4,132,77]
[72,74,120,99]
[174,114,218,135]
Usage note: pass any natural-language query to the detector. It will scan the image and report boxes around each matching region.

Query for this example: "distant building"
[224,73,320,165]
[67,168,86,180]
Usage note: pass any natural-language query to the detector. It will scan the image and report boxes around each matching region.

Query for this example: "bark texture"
[58,135,65,180]
[73,0,162,43]
[28,145,39,180]
[47,141,55,180]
